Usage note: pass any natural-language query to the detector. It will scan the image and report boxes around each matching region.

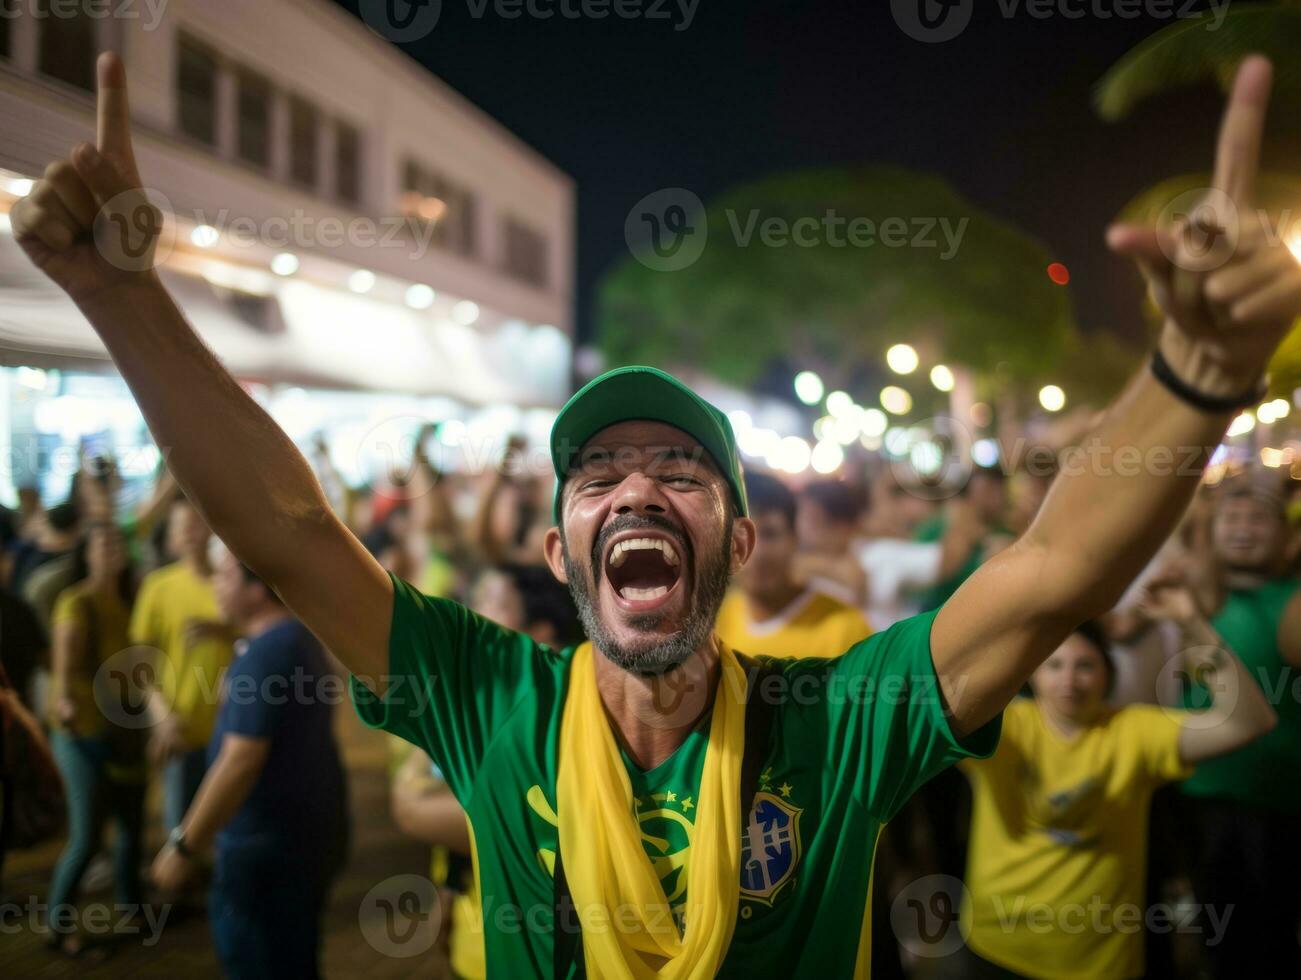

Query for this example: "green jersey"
[350,575,1001,977]
[1180,578,1301,812]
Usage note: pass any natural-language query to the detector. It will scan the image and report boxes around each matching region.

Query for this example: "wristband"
[1150,347,1267,414]
[168,826,194,860]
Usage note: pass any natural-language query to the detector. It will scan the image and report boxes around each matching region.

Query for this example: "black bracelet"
[1150,347,1267,414]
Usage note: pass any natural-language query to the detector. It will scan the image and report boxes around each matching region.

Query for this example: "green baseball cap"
[549,365,748,523]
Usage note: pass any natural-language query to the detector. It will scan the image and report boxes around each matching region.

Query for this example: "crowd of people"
[1,418,1299,978]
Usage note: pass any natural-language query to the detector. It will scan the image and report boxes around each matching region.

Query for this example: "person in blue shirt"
[151,546,348,979]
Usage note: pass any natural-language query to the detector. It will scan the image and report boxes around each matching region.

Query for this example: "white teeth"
[619,585,670,601]
[609,536,680,568]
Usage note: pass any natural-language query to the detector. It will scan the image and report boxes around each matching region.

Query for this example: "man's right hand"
[10,52,159,304]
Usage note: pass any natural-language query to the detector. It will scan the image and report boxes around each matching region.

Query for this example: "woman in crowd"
[45,522,144,959]
[952,601,1277,980]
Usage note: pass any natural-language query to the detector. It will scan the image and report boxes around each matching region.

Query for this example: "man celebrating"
[12,52,1301,977]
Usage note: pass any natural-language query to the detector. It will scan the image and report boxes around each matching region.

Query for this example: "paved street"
[2,708,452,978]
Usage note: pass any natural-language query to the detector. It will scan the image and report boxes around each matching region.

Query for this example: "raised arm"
[1139,583,1277,763]
[10,55,392,690]
[933,57,1301,736]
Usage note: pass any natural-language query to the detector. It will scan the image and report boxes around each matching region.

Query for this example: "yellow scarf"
[557,640,749,979]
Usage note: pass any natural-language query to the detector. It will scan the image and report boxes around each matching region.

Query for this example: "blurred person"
[390,745,477,977]
[45,523,146,959]
[1150,479,1301,977]
[9,501,80,594]
[130,496,233,834]
[0,657,65,895]
[152,550,348,979]
[1006,448,1059,536]
[0,584,48,713]
[953,615,1276,980]
[716,471,871,656]
[470,562,583,647]
[858,492,994,631]
[16,54,1301,975]
[1101,488,1216,708]
[472,434,552,566]
[362,516,418,584]
[862,471,935,539]
[793,478,869,607]
[913,465,1013,612]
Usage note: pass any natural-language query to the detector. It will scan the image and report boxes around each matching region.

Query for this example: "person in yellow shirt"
[129,496,233,833]
[956,602,1277,980]
[715,471,871,658]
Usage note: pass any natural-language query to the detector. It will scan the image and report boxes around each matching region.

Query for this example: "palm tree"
[1095,0,1301,123]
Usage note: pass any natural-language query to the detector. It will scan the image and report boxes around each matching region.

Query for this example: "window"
[400,159,477,258]
[336,121,361,205]
[237,69,271,168]
[503,218,548,289]
[177,36,218,146]
[289,96,318,190]
[38,2,96,92]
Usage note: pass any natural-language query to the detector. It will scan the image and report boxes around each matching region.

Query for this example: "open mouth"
[603,532,684,606]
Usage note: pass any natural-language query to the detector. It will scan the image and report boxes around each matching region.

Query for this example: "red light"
[1047,262,1070,286]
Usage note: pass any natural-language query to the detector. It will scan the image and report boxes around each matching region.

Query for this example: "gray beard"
[563,516,733,676]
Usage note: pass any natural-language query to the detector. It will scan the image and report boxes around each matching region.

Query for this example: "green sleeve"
[821,609,1002,822]
[348,574,563,800]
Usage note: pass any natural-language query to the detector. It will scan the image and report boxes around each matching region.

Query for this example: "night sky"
[329,0,1259,351]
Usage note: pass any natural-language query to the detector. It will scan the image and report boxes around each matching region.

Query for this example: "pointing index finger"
[96,52,138,182]
[1212,55,1273,209]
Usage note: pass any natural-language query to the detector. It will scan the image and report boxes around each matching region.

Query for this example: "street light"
[886,344,919,375]
[811,440,844,474]
[826,390,854,418]
[880,386,912,415]
[271,252,299,276]
[794,371,825,406]
[930,364,955,392]
[1039,385,1066,412]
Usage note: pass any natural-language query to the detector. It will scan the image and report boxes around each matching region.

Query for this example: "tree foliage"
[1094,0,1301,122]
[596,167,1077,395]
